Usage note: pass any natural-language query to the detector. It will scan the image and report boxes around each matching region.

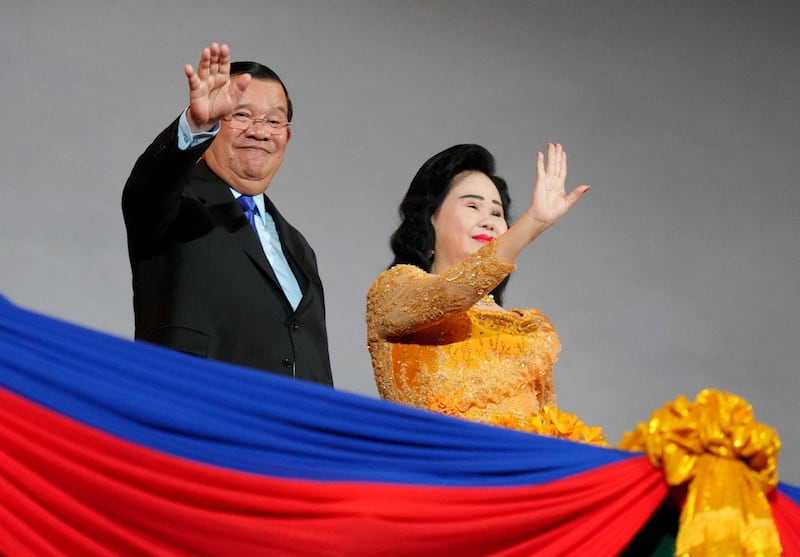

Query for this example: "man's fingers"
[196,46,212,79]
[208,43,221,76]
[235,73,252,92]
[218,43,231,75]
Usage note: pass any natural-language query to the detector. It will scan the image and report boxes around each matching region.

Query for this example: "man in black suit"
[123,42,333,386]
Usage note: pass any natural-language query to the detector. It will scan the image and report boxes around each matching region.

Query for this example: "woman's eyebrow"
[458,194,502,206]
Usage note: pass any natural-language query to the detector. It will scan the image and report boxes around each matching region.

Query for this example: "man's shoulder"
[264,199,319,264]
[263,197,305,236]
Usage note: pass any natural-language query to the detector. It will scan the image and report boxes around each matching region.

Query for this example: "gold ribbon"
[619,389,782,556]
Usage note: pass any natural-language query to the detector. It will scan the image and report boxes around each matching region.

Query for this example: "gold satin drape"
[620,389,782,556]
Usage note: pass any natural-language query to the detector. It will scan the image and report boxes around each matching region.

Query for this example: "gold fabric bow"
[619,389,782,556]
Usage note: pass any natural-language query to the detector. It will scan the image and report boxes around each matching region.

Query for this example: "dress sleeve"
[366,240,516,339]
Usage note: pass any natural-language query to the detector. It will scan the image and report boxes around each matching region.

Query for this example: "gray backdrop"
[2,1,798,485]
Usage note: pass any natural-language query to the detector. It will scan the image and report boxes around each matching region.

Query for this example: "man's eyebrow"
[233,103,288,115]
[458,194,502,206]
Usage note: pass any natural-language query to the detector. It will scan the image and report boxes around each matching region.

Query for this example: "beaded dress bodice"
[366,242,560,424]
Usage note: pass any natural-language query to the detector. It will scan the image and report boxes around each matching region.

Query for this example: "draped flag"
[1,294,798,556]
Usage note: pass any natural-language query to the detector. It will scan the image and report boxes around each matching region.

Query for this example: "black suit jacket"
[122,117,333,385]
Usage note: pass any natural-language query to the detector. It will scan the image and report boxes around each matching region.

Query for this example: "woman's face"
[430,171,508,274]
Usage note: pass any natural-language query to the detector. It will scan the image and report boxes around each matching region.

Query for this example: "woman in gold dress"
[367,143,603,442]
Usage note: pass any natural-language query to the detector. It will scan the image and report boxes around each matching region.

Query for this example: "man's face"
[203,76,292,196]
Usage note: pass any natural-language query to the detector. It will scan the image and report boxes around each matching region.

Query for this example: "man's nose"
[246,123,276,140]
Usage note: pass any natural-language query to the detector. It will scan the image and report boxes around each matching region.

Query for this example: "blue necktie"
[237,195,259,234]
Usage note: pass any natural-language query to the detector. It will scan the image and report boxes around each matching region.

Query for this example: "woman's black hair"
[389,144,512,305]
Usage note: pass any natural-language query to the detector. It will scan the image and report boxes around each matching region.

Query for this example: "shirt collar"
[230,188,266,218]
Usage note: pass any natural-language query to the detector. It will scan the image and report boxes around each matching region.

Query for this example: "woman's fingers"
[536,150,545,177]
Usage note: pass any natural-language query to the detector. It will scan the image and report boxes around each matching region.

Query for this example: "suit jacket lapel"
[189,163,282,289]
[262,195,313,300]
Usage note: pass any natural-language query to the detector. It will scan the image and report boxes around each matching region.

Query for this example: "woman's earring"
[427,249,435,259]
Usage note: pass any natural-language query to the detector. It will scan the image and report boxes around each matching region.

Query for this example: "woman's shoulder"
[470,305,556,330]
[508,307,548,318]
[369,264,427,291]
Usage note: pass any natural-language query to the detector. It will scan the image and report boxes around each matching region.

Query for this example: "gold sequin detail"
[366,241,559,425]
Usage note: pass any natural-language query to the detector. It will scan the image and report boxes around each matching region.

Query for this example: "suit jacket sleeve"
[122,117,212,255]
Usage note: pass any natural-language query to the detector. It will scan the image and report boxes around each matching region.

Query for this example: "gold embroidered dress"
[367,241,561,425]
